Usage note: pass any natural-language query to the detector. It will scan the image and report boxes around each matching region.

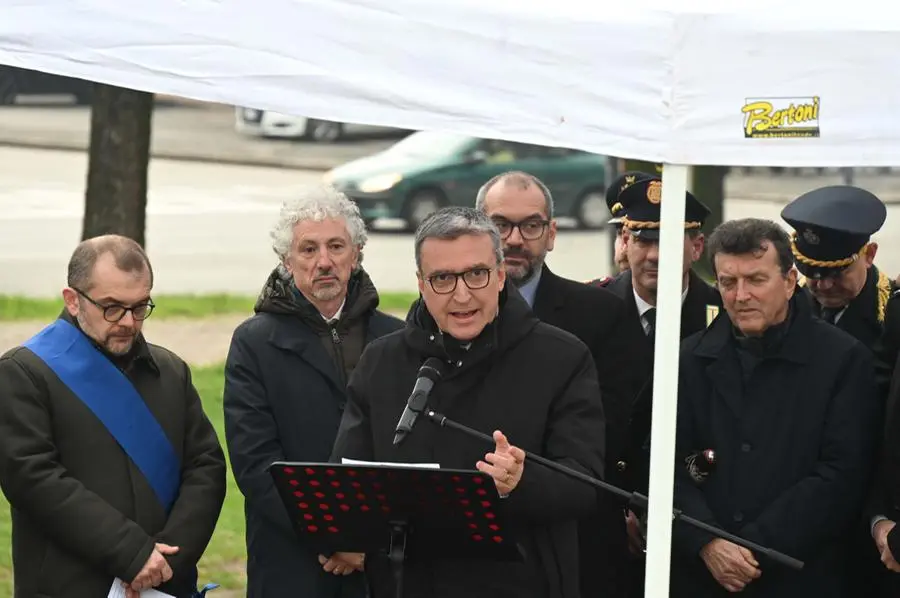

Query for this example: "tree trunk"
[82,84,154,247]
[690,165,728,280]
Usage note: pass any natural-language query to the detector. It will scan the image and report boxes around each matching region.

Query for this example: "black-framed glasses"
[491,217,550,241]
[426,267,493,294]
[73,287,155,322]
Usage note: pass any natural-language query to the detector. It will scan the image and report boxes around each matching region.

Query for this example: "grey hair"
[475,171,554,219]
[414,206,504,271]
[270,184,368,265]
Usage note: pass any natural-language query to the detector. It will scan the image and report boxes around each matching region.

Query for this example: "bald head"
[67,234,154,292]
[475,171,554,219]
[474,171,557,286]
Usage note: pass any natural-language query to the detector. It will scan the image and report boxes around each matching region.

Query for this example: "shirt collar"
[516,265,543,308]
[321,299,346,324]
[632,284,689,317]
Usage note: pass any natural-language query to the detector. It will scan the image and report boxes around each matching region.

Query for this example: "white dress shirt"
[633,286,689,335]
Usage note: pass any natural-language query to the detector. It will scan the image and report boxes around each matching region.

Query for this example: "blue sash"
[23,319,181,512]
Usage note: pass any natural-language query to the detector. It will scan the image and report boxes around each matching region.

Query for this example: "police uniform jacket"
[533,266,645,598]
[672,293,879,598]
[598,268,722,494]
[801,265,899,401]
[804,265,896,349]
[331,285,606,598]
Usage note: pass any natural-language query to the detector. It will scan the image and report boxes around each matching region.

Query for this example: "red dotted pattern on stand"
[278,465,506,544]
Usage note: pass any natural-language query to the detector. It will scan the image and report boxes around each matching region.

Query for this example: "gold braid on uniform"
[789,232,866,269]
[622,217,702,230]
[610,202,624,216]
[877,269,891,324]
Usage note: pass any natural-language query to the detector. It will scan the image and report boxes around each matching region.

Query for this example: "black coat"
[870,358,900,597]
[801,267,900,597]
[851,268,900,597]
[803,266,896,352]
[532,266,645,598]
[873,351,900,597]
[672,294,880,598]
[223,269,403,598]
[801,265,898,403]
[0,312,226,598]
[533,265,646,479]
[331,286,606,598]
[599,269,722,495]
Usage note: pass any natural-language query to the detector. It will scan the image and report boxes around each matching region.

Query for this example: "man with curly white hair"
[222,184,403,598]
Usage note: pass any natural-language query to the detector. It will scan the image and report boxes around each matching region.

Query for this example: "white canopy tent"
[2,1,896,594]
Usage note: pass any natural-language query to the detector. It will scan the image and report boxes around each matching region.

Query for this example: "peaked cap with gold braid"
[781,185,886,280]
[616,173,711,240]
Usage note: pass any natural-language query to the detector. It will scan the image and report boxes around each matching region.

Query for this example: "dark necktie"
[821,307,841,324]
[644,307,657,341]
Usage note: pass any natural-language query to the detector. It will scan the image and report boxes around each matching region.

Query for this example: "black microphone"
[392,357,445,446]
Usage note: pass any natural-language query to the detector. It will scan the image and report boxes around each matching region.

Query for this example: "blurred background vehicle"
[323,130,609,230]
[0,66,93,105]
[234,107,407,143]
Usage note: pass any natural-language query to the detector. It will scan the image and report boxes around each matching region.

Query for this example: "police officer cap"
[618,174,711,240]
[605,170,651,227]
[781,185,886,279]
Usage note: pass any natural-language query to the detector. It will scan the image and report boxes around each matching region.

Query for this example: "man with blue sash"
[0,235,227,598]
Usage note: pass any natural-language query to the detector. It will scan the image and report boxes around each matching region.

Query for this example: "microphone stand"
[423,408,805,571]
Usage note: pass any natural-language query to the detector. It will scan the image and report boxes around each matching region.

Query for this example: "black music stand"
[269,461,522,598]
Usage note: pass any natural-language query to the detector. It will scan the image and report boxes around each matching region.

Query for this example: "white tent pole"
[643,163,689,598]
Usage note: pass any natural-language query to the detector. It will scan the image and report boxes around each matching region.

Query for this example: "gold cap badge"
[647,180,662,204]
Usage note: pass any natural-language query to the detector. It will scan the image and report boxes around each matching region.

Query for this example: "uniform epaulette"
[586,276,612,287]
[877,269,891,323]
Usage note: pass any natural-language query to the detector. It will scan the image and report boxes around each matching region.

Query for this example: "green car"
[323,131,609,230]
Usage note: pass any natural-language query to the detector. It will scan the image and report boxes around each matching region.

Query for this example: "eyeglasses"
[492,217,549,241]
[73,287,155,322]
[425,267,493,294]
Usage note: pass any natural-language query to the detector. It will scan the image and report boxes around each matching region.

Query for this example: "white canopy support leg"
[643,163,689,598]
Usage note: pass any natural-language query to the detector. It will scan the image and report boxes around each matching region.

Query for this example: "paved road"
[0,147,610,297]
[0,101,399,170]
[4,146,900,299]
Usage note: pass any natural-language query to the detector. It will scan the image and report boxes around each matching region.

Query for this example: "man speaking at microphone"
[330,206,606,598]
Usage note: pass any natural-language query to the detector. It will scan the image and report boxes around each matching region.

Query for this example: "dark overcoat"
[672,294,879,598]
[331,286,606,598]
[801,265,898,401]
[0,312,226,598]
[800,266,900,595]
[599,268,722,495]
[223,269,402,598]
[532,265,645,598]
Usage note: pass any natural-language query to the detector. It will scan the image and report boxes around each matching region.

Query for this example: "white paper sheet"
[108,579,175,598]
[341,458,440,469]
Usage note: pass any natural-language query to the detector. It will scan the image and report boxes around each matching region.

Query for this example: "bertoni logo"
[742,96,820,139]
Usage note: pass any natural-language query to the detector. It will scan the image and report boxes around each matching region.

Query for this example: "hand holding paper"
[107,578,174,598]
[127,543,179,594]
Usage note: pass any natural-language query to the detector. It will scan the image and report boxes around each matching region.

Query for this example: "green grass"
[193,364,246,591]
[0,292,418,322]
[0,365,246,596]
